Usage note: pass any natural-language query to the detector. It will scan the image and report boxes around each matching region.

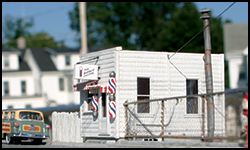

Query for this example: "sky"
[2,2,248,49]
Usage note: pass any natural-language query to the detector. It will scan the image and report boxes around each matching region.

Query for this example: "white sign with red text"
[74,64,98,80]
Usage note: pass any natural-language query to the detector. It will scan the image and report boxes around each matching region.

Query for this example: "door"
[98,93,109,136]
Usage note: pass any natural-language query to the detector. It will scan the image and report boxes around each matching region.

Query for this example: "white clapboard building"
[73,47,225,141]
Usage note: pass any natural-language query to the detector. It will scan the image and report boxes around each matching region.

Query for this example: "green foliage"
[2,14,66,49]
[25,32,64,49]
[2,14,33,40]
[69,2,225,54]
[69,2,229,88]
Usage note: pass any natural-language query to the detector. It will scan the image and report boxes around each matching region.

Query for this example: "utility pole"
[79,2,87,54]
[200,8,214,142]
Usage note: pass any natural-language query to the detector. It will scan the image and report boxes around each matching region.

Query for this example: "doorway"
[99,93,109,136]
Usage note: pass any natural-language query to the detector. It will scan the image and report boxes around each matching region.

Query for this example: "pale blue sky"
[2,2,248,48]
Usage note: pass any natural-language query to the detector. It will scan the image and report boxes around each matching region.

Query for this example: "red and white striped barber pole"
[109,101,116,119]
[108,71,116,119]
[108,78,116,95]
[91,96,98,111]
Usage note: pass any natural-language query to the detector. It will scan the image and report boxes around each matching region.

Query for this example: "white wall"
[56,54,79,71]
[2,72,34,97]
[117,50,225,138]
[41,71,80,106]
[78,47,117,138]
[2,96,46,109]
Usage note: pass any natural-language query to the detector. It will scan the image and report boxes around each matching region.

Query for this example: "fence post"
[161,100,165,141]
[124,100,129,138]
[201,96,205,141]
[200,8,215,142]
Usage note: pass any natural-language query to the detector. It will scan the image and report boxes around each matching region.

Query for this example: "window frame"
[65,55,70,66]
[4,55,9,68]
[4,81,9,95]
[137,77,150,113]
[186,79,198,114]
[21,80,26,95]
[59,77,65,91]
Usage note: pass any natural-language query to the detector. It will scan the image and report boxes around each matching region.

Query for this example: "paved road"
[2,140,244,148]
[2,141,177,148]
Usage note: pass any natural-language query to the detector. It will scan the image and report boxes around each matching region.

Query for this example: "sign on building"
[74,64,98,80]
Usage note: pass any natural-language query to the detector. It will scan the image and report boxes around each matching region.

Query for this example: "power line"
[166,2,237,92]
[25,4,73,19]
[169,2,236,59]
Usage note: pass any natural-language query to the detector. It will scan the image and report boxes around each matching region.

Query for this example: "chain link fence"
[123,88,248,142]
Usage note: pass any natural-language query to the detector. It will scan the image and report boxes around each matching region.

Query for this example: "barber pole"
[108,71,116,119]
[91,96,98,111]
[108,78,116,95]
[109,101,116,118]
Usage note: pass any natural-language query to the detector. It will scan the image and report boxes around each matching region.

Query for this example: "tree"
[69,2,229,88]
[2,14,33,45]
[25,32,65,48]
[69,2,225,54]
[2,14,66,49]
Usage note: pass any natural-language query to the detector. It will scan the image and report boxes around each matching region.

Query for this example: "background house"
[223,23,248,89]
[223,23,248,138]
[2,46,80,109]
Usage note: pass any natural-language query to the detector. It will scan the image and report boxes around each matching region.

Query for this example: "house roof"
[52,48,79,53]
[19,49,31,71]
[29,48,57,71]
[44,48,80,55]
[2,47,79,72]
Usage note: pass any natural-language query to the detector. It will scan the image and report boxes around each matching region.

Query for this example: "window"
[4,112,9,119]
[4,55,9,68]
[186,79,198,114]
[11,112,15,119]
[137,77,150,113]
[19,112,42,120]
[21,81,26,94]
[65,55,70,66]
[59,78,65,91]
[4,81,9,95]
[7,105,13,109]
[239,55,247,80]
[25,104,32,108]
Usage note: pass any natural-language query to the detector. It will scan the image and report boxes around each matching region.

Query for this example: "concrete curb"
[119,141,244,148]
[49,140,244,148]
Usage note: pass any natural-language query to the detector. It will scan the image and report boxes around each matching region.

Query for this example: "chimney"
[17,37,26,49]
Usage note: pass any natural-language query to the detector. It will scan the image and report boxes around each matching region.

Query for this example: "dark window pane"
[186,79,198,114]
[137,77,150,95]
[21,81,26,94]
[59,78,64,91]
[4,81,9,95]
[137,96,149,113]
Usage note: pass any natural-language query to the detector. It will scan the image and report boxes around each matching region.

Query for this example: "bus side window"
[11,112,15,119]
[4,112,9,119]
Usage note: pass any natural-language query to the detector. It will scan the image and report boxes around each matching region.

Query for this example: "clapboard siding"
[77,48,225,139]
[79,48,119,138]
[117,51,224,137]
